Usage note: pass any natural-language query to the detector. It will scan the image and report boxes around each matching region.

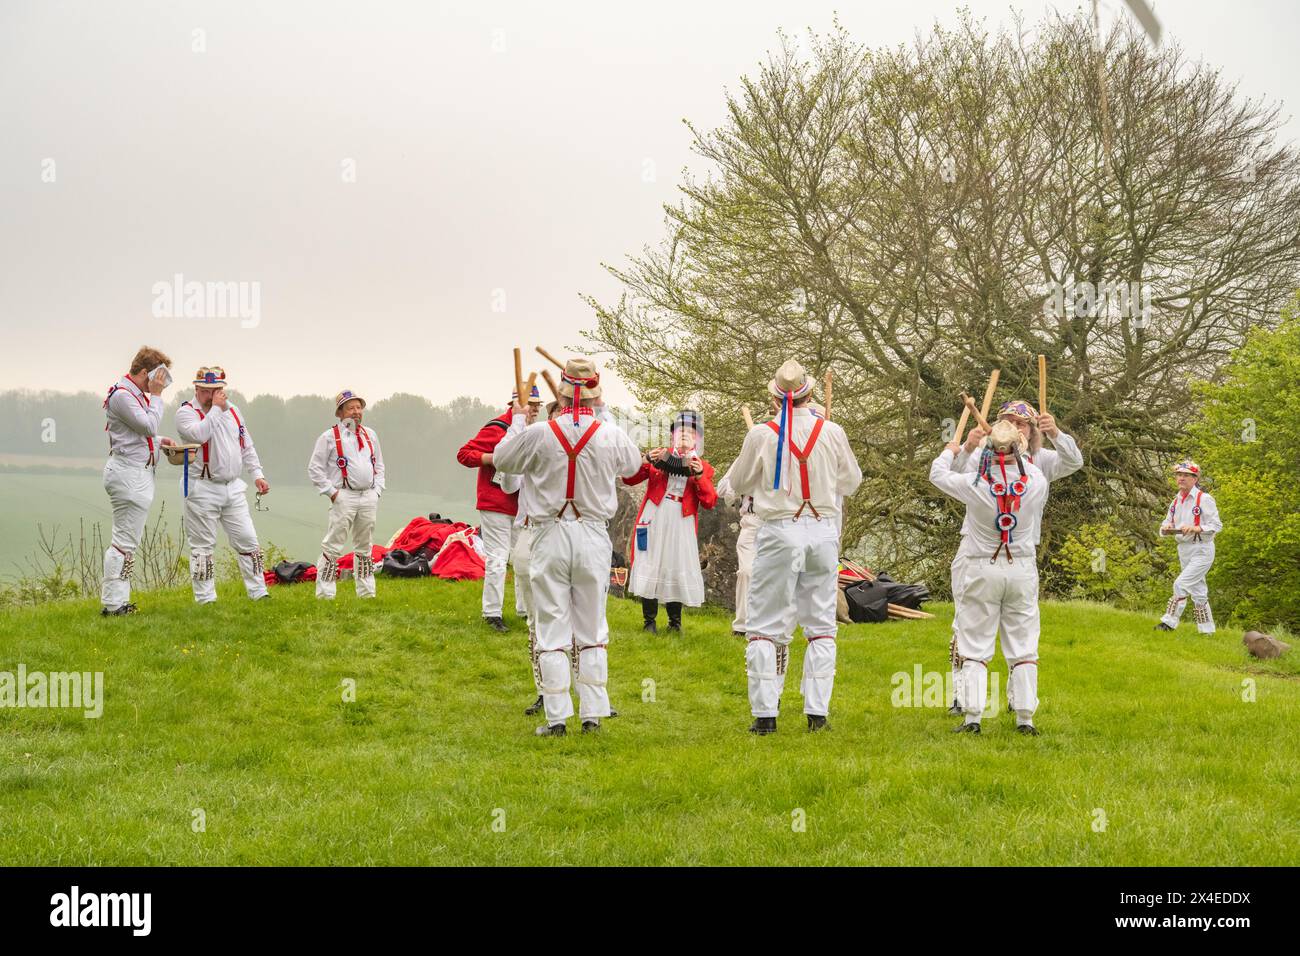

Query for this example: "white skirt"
[628,497,705,605]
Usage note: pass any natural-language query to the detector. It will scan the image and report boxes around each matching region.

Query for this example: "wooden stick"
[960,392,992,432]
[541,369,560,400]
[953,405,972,445]
[525,371,537,401]
[1037,354,1048,414]
[823,370,833,421]
[741,405,754,430]
[536,346,566,370]
[978,369,1000,423]
[513,348,525,404]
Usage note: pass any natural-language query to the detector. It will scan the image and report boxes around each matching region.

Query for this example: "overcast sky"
[3,0,1296,409]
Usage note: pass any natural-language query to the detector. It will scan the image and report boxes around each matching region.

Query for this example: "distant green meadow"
[0,579,1296,865]
[0,468,474,577]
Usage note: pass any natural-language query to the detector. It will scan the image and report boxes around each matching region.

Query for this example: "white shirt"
[308,419,385,497]
[953,431,1082,544]
[175,401,265,483]
[723,408,862,521]
[930,448,1048,560]
[1163,485,1222,544]
[492,410,643,522]
[104,377,163,464]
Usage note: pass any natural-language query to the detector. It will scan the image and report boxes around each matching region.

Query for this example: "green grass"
[1,579,1297,865]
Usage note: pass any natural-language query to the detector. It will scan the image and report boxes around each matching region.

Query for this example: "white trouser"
[528,519,612,725]
[949,553,964,709]
[954,554,1039,725]
[745,516,840,719]
[101,456,155,609]
[183,478,268,603]
[478,510,517,617]
[1161,540,1216,633]
[317,487,379,599]
[732,512,760,632]
[510,523,541,693]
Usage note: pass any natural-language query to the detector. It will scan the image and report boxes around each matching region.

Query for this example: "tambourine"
[996,512,1018,532]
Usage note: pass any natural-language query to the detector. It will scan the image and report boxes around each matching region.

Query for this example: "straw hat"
[192,366,229,388]
[558,358,602,401]
[1172,459,1201,477]
[769,359,813,401]
[334,389,367,414]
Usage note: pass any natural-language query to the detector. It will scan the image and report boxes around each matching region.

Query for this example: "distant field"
[0,470,476,577]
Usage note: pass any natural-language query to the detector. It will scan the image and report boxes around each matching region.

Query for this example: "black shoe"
[947,700,963,715]
[1016,723,1041,736]
[666,623,681,634]
[100,604,137,617]
[484,616,508,633]
[732,630,746,637]
[749,717,777,735]
[581,719,600,734]
[642,620,658,634]
[1154,622,1175,631]
[534,723,566,737]
[524,695,544,716]
[807,714,830,732]
[952,721,981,734]
[608,708,619,718]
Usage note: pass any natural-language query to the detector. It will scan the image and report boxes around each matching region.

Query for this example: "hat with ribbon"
[559,358,602,424]
[1172,459,1201,477]
[768,359,814,493]
[193,366,229,388]
[511,383,544,405]
[334,389,367,414]
[997,399,1038,422]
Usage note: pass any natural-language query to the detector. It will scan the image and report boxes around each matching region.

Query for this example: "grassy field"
[0,470,474,577]
[0,578,1297,866]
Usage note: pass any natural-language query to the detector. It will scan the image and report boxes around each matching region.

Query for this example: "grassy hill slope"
[1,578,1297,865]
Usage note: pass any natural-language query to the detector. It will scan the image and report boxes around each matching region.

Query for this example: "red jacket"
[456,410,519,516]
[623,459,718,528]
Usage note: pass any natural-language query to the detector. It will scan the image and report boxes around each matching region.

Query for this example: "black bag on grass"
[844,580,890,623]
[382,549,431,577]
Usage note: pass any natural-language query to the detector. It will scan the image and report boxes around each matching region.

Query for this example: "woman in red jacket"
[624,411,717,633]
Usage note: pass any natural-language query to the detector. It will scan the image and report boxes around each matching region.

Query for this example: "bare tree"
[585,12,1300,589]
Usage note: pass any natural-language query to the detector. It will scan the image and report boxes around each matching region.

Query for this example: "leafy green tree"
[1191,297,1300,629]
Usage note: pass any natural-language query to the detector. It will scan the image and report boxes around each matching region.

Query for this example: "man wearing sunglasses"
[175,366,272,604]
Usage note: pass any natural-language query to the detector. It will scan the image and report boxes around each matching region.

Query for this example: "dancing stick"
[513,348,526,405]
[824,370,834,421]
[525,371,537,401]
[1037,354,1048,415]
[953,405,972,445]
[960,392,992,432]
[978,369,1000,423]
[541,369,560,399]
[741,405,754,430]
[536,346,566,370]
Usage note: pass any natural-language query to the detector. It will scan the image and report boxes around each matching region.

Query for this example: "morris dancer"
[100,346,175,616]
[1156,460,1221,634]
[950,398,1082,713]
[492,358,642,736]
[725,360,862,734]
[308,389,386,599]
[175,367,271,604]
[457,388,524,632]
[931,420,1048,735]
[624,410,717,634]
[717,474,760,637]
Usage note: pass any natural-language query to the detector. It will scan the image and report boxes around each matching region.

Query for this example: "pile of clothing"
[837,559,932,624]
[263,513,486,586]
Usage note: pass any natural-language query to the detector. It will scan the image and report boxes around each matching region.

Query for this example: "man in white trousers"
[948,398,1083,713]
[724,359,863,734]
[308,390,386,599]
[175,367,271,604]
[1156,460,1222,634]
[492,358,642,737]
[931,419,1049,735]
[501,395,548,714]
[100,346,175,616]
[716,474,761,637]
